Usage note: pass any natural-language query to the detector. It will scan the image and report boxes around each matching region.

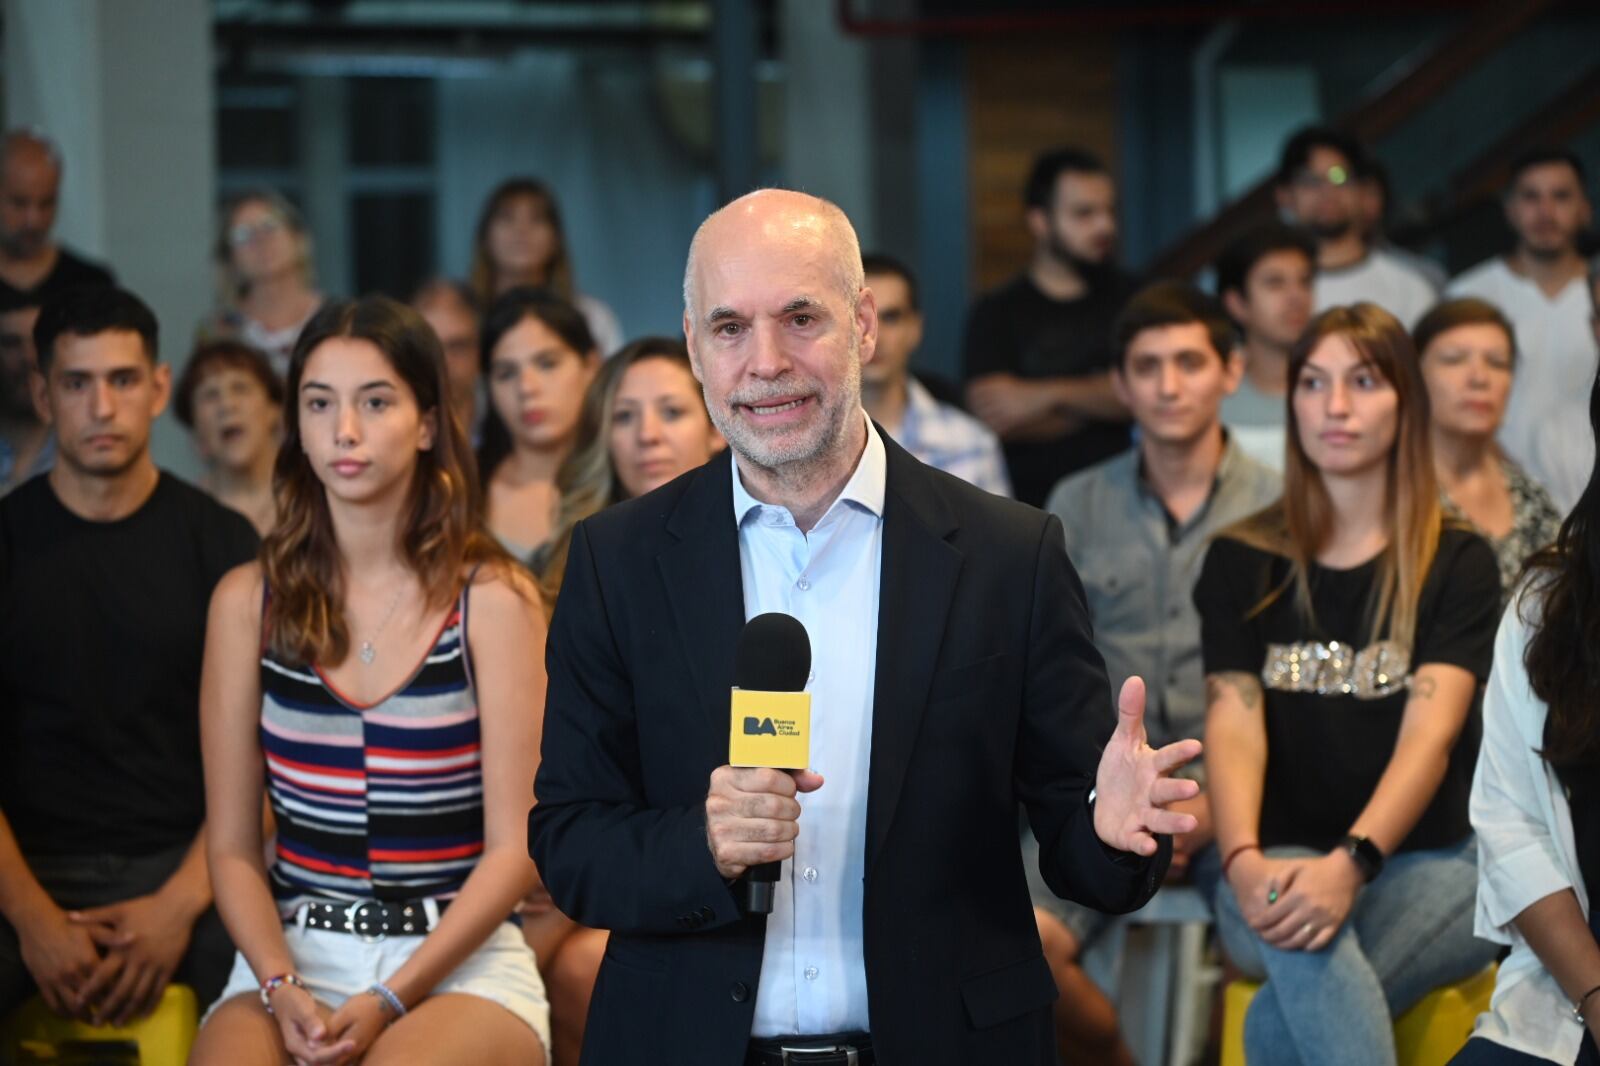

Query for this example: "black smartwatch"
[1337,834,1384,882]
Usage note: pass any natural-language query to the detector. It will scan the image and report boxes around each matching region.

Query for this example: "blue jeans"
[1214,837,1496,1066]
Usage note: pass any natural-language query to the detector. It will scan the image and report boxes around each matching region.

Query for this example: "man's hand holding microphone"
[703,611,1201,898]
[706,766,824,881]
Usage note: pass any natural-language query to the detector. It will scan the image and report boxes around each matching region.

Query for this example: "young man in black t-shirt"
[962,147,1137,506]
[0,130,115,308]
[0,287,257,1023]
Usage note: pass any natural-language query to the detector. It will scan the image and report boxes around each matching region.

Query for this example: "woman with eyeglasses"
[200,190,325,378]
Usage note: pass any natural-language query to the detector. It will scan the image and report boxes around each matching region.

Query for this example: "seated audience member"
[470,178,622,356]
[961,146,1137,505]
[1361,160,1449,291]
[411,277,483,445]
[1035,282,1279,1064]
[199,190,324,377]
[0,287,256,1022]
[1216,222,1318,471]
[173,339,284,536]
[538,336,723,606]
[1200,303,1500,1066]
[861,254,1010,496]
[1275,127,1438,328]
[1413,299,1562,596]
[602,337,724,498]
[477,288,599,576]
[521,336,721,1063]
[0,291,52,492]
[1450,379,1600,1066]
[0,129,115,305]
[1448,149,1597,513]
[190,297,550,1066]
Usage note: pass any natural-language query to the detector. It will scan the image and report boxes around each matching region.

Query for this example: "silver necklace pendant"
[359,641,377,665]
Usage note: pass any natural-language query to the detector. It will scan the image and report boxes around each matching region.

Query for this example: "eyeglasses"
[228,215,284,247]
[1291,165,1351,191]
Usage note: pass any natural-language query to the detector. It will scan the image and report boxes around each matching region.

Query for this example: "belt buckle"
[779,1048,858,1066]
[345,899,387,943]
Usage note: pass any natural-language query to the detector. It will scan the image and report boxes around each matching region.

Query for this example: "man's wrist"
[1,882,62,929]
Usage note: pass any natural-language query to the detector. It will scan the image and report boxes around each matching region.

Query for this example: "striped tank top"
[260,582,484,909]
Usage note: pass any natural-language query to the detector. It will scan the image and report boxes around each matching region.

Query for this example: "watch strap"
[1338,834,1384,882]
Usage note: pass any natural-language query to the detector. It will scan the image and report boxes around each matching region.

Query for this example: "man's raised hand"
[1092,676,1203,856]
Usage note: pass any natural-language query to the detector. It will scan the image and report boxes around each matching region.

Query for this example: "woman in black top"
[1198,303,1500,1066]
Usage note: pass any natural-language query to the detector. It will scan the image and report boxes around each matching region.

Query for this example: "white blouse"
[1470,592,1590,1063]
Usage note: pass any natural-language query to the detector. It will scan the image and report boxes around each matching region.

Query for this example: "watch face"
[1345,836,1382,880]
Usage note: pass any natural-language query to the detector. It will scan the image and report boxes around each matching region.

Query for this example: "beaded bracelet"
[258,973,306,1015]
[366,982,407,1020]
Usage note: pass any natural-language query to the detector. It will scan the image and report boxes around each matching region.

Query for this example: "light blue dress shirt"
[733,415,885,1038]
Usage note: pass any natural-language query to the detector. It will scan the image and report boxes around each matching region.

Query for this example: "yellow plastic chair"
[1221,965,1496,1066]
[0,983,198,1066]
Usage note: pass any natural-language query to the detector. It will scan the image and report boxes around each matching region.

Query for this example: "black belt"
[296,898,448,941]
[746,1033,873,1066]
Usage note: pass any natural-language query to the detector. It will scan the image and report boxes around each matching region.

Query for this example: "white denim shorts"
[209,916,550,1055]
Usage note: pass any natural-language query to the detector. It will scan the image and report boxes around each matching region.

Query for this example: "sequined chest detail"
[1262,639,1412,700]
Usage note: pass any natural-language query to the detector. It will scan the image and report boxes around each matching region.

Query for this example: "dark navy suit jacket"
[528,431,1167,1065]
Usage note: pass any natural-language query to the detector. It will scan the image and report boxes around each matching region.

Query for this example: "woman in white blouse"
[1455,378,1600,1065]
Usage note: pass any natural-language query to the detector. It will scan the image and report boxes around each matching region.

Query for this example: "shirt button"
[802,866,818,882]
[797,576,810,591]
[804,967,819,981]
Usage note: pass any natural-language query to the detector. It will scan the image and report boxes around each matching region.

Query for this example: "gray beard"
[709,350,863,480]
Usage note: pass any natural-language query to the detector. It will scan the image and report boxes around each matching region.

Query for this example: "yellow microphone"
[729,613,812,915]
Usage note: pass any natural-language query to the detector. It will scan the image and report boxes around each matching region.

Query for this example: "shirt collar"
[1132,429,1243,534]
[731,411,887,527]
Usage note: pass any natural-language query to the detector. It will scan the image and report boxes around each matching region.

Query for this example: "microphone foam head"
[734,612,811,692]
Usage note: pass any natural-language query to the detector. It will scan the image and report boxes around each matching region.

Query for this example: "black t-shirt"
[1193,527,1500,854]
[960,272,1137,506]
[0,473,257,857]
[0,247,115,308]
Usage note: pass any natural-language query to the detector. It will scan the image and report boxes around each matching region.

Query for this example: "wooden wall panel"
[965,34,1119,294]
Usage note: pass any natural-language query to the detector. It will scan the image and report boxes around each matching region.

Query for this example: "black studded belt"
[295,898,448,941]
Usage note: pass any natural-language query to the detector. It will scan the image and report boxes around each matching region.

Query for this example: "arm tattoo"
[1410,674,1437,700]
[1207,671,1263,711]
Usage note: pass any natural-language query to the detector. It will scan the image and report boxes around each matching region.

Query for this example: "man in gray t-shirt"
[1033,283,1279,1011]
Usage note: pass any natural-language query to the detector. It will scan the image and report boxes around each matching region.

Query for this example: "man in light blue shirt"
[859,254,1010,497]
[732,414,884,1036]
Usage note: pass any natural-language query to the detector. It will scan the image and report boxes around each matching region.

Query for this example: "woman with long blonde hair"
[191,296,551,1065]
[536,336,723,604]
[1198,303,1500,1065]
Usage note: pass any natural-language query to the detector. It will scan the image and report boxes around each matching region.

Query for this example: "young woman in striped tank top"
[191,297,551,1065]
